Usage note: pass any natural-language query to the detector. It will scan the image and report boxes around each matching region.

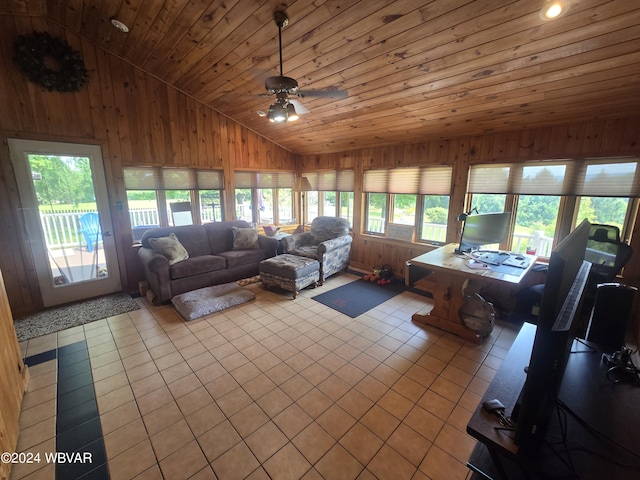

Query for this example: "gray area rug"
[172,283,256,321]
[14,292,140,342]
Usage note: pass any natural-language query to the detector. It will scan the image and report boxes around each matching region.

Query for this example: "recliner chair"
[281,216,352,285]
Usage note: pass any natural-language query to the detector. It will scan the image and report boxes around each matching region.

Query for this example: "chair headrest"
[591,228,611,242]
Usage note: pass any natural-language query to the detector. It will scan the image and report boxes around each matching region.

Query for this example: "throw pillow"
[148,233,189,265]
[232,227,260,249]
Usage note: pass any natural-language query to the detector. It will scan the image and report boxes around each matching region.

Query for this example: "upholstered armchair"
[281,216,352,284]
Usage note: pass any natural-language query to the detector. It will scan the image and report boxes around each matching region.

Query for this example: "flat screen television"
[512,219,592,450]
[457,212,511,253]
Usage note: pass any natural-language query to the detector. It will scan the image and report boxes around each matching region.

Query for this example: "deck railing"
[41,209,554,256]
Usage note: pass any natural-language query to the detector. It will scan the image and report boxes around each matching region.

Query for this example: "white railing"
[40,212,85,249]
[42,209,555,256]
[366,218,554,254]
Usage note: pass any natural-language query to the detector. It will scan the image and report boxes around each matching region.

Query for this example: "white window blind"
[305,170,355,191]
[469,158,640,197]
[364,166,452,194]
[124,167,224,190]
[576,158,640,197]
[234,171,294,189]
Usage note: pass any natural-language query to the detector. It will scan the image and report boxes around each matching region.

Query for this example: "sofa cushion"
[148,233,189,265]
[170,255,226,280]
[218,249,268,269]
[143,225,211,257]
[232,227,260,250]
[204,220,251,254]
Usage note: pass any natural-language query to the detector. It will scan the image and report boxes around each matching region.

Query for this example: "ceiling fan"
[259,11,347,123]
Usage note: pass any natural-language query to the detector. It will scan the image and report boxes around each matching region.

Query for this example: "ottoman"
[259,254,320,299]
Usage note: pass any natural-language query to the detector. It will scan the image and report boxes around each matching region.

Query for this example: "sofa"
[138,221,278,303]
[281,216,352,284]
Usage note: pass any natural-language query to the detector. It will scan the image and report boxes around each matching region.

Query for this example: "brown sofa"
[138,221,278,303]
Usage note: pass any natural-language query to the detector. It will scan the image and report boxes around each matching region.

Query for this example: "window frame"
[124,166,225,235]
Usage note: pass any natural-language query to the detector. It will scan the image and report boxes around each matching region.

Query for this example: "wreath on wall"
[12,31,89,92]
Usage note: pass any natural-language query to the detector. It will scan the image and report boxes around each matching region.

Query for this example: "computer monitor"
[512,219,592,450]
[457,212,511,253]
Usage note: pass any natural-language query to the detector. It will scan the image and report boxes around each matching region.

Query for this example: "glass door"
[9,139,121,307]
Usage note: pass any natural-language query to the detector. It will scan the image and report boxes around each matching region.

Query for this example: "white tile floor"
[13,273,520,480]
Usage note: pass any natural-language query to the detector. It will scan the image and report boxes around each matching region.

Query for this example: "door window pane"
[235,189,253,223]
[421,195,450,243]
[166,190,192,226]
[392,194,416,225]
[199,190,223,223]
[366,193,387,233]
[512,195,560,256]
[127,191,159,240]
[576,197,629,234]
[278,189,293,225]
[469,194,507,214]
[340,192,354,227]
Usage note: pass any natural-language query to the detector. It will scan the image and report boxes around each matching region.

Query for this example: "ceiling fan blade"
[289,98,309,114]
[297,88,348,99]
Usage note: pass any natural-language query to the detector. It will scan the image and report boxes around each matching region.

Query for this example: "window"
[467,157,640,256]
[234,171,294,226]
[124,167,224,238]
[363,166,452,243]
[302,170,355,226]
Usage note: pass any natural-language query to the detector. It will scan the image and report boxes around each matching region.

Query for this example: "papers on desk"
[466,259,491,270]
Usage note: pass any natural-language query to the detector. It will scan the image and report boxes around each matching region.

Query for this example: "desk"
[466,323,640,479]
[407,244,536,343]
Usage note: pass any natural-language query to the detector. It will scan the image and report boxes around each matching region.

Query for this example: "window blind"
[575,158,640,197]
[124,167,224,190]
[234,171,294,189]
[364,166,452,194]
[471,162,570,195]
[469,157,640,197]
[304,170,355,191]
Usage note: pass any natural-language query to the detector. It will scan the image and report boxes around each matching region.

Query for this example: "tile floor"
[11,273,519,480]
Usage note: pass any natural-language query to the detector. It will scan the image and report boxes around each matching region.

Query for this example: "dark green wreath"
[12,31,89,92]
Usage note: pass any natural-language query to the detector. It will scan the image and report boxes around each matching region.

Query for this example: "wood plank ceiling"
[19,1,640,154]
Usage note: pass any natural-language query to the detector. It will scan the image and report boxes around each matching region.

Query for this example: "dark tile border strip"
[24,342,110,480]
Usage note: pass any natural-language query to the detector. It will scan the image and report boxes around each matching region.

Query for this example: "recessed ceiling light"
[111,18,130,33]
[539,1,569,21]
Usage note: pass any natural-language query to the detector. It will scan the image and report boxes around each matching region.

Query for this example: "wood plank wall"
[298,121,640,341]
[0,270,28,480]
[0,14,296,316]
[1,11,640,345]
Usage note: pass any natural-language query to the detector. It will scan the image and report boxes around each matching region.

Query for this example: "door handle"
[103,231,112,237]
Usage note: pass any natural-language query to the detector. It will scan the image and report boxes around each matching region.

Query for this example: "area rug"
[14,292,140,341]
[171,283,256,321]
[312,279,406,318]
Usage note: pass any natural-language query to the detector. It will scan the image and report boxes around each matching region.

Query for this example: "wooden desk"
[467,323,640,479]
[407,244,536,343]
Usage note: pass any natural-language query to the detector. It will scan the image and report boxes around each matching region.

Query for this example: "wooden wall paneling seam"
[108,57,129,150]
[187,96,199,166]
[81,36,107,140]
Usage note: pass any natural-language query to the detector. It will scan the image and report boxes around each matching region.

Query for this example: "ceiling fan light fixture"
[540,1,569,20]
[286,102,299,121]
[267,101,287,123]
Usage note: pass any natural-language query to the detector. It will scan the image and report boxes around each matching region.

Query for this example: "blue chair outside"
[79,212,102,252]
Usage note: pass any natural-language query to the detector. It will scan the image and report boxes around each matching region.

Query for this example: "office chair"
[584,224,633,286]
[78,212,102,253]
[514,223,633,324]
